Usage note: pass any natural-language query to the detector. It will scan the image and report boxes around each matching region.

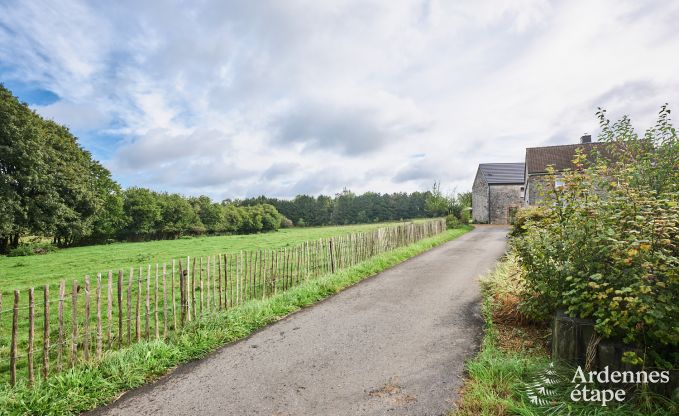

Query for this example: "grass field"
[0,226,470,415]
[0,221,423,290]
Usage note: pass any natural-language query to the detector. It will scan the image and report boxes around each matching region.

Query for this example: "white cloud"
[1,0,678,199]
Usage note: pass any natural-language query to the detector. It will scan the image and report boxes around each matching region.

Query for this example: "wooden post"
[96,274,102,359]
[145,265,150,340]
[154,264,159,339]
[28,287,34,384]
[217,255,223,309]
[250,251,254,299]
[236,252,240,305]
[107,271,113,350]
[329,238,335,273]
[71,280,78,366]
[136,266,142,341]
[199,257,204,316]
[213,255,217,309]
[262,250,267,300]
[178,259,185,325]
[172,259,177,331]
[189,257,195,321]
[206,256,210,312]
[163,263,167,339]
[43,284,50,379]
[10,290,19,386]
[83,276,90,361]
[117,270,123,349]
[57,281,65,371]
[127,267,133,345]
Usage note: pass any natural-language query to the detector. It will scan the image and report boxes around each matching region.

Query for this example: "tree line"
[239,186,471,227]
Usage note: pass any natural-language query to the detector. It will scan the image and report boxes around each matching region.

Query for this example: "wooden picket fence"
[0,219,445,387]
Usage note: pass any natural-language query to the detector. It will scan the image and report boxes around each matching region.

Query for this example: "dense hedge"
[511,106,679,368]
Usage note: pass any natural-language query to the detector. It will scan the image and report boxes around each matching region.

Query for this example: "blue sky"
[1,0,678,200]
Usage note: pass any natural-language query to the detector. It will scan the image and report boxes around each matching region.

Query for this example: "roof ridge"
[526,142,601,150]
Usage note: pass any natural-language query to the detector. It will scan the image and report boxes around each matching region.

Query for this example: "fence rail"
[0,219,445,387]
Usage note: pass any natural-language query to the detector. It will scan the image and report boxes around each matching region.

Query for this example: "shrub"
[508,206,549,238]
[512,106,679,368]
[7,243,58,257]
[446,214,461,229]
[279,216,294,228]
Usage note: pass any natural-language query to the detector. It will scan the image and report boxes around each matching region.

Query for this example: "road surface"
[90,225,508,416]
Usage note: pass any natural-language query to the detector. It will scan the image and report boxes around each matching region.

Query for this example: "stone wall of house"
[489,184,523,224]
[472,171,489,223]
[526,174,548,205]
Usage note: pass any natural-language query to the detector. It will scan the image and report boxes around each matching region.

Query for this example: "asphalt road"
[90,225,509,416]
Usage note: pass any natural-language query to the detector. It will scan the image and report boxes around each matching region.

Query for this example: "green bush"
[508,206,549,238]
[7,243,58,257]
[446,214,462,229]
[512,106,679,368]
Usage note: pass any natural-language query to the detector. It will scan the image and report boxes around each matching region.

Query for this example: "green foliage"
[508,206,549,238]
[445,214,462,229]
[454,256,677,416]
[7,243,58,257]
[241,189,432,226]
[512,106,679,367]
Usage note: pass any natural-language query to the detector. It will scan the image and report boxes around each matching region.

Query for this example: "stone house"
[472,163,525,224]
[472,135,603,224]
[524,135,601,205]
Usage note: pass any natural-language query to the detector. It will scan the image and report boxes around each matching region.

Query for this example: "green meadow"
[0,221,422,291]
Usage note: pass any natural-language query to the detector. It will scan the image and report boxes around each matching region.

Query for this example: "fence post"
[107,272,113,350]
[329,238,336,273]
[58,281,65,371]
[163,263,167,339]
[155,264,159,340]
[28,287,34,384]
[84,276,90,361]
[136,266,142,340]
[172,259,177,330]
[10,290,19,386]
[43,284,50,379]
[96,274,102,359]
[71,280,78,366]
[118,270,123,349]
[127,268,133,345]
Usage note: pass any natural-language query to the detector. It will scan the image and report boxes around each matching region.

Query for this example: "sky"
[1,0,678,200]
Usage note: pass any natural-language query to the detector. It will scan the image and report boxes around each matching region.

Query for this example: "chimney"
[580,134,592,144]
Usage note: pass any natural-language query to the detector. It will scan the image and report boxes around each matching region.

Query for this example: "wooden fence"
[0,219,445,386]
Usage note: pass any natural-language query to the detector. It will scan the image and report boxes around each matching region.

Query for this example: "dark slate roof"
[478,163,525,184]
[525,142,603,174]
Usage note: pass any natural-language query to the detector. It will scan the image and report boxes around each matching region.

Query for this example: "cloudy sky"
[1,0,678,199]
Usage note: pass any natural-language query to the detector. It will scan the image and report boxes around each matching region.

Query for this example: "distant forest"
[240,190,433,227]
[0,85,454,254]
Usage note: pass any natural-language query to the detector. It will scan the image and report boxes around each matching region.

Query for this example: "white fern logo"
[524,362,559,406]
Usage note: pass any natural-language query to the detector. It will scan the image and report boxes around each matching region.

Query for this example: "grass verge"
[0,226,471,415]
[451,254,678,416]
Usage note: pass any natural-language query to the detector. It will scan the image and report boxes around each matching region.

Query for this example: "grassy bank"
[0,220,426,289]
[452,255,678,416]
[0,226,470,415]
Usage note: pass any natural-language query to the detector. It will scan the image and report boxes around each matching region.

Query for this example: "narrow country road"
[90,225,509,416]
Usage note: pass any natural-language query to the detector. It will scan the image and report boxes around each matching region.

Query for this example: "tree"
[122,188,162,239]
